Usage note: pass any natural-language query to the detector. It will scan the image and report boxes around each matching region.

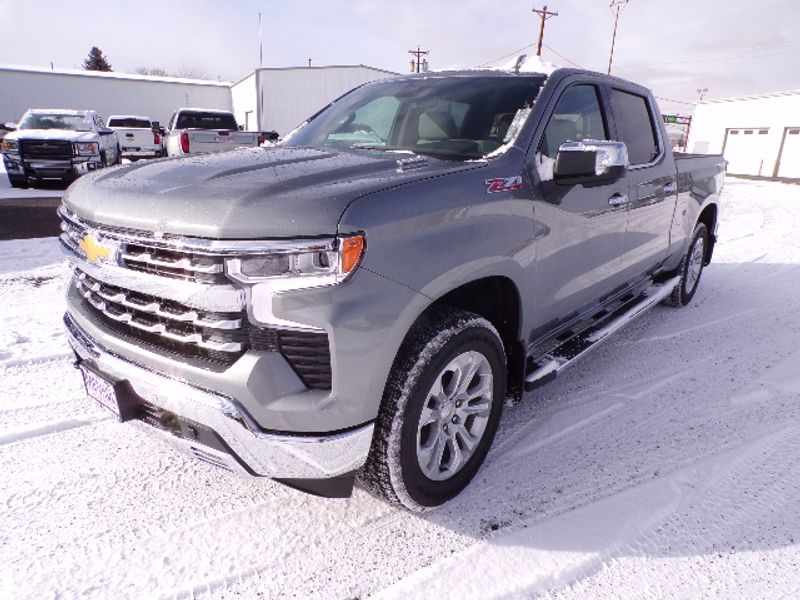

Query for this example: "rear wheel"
[664,222,708,307]
[358,307,505,510]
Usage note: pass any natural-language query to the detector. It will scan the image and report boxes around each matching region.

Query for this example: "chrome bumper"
[64,312,374,480]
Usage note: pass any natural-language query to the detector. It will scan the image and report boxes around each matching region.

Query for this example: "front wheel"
[664,222,708,307]
[358,307,505,510]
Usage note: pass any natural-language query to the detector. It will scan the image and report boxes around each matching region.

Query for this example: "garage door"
[724,128,771,176]
[777,128,800,178]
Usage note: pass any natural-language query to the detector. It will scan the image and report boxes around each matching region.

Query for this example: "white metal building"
[230,65,399,136]
[0,65,233,128]
[688,90,800,179]
[1,64,398,138]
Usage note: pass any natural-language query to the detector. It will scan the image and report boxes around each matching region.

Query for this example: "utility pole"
[258,12,263,67]
[408,46,429,73]
[532,6,559,56]
[607,0,629,74]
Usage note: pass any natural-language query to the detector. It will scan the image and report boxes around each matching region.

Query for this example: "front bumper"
[119,147,162,159]
[64,311,374,483]
[3,154,102,181]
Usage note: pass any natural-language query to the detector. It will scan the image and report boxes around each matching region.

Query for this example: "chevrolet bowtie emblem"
[79,235,110,263]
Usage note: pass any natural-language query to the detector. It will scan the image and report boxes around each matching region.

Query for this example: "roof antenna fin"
[512,54,527,73]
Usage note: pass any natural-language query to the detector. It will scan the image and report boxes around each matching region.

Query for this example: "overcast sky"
[2,0,799,115]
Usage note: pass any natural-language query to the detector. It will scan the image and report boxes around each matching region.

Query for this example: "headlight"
[226,234,365,288]
[74,142,99,156]
[225,234,365,328]
[1,139,19,153]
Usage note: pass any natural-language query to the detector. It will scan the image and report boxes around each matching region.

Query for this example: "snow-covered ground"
[1,179,799,599]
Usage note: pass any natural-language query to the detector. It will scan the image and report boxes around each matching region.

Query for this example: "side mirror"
[159,127,166,135]
[3,122,17,131]
[262,130,279,142]
[98,127,115,135]
[554,140,628,184]
[151,121,160,132]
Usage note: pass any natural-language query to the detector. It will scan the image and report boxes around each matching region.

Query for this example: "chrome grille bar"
[76,272,241,330]
[121,251,224,274]
[75,272,244,353]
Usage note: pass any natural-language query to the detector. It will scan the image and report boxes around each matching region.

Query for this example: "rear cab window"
[176,112,238,130]
[109,118,151,128]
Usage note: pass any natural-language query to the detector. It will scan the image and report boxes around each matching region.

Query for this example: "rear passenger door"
[609,87,677,281]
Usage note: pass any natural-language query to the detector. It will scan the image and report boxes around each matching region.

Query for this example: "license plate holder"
[80,365,138,421]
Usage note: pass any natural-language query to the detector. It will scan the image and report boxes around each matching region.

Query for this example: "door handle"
[608,193,629,206]
[663,181,678,194]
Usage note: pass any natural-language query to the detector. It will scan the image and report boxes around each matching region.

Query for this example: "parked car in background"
[107,115,163,160]
[1,109,120,188]
[164,108,263,156]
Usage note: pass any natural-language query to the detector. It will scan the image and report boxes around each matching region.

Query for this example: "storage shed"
[687,90,800,179]
[0,65,233,128]
[231,65,399,136]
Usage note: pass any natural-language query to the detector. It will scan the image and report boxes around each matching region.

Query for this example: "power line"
[616,48,800,69]
[476,44,533,68]
[543,43,583,68]
[532,6,559,57]
[654,95,694,106]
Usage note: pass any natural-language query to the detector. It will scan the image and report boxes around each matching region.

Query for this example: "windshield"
[283,75,544,160]
[176,111,238,130]
[108,117,151,128]
[18,113,92,131]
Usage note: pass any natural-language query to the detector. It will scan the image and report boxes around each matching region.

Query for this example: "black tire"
[8,175,28,189]
[114,145,122,164]
[664,222,708,307]
[100,152,108,168]
[358,307,506,510]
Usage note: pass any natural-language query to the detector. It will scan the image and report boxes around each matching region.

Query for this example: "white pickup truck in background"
[164,108,265,156]
[108,115,163,160]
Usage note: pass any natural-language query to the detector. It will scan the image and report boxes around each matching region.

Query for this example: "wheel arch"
[402,275,526,403]
[697,202,718,265]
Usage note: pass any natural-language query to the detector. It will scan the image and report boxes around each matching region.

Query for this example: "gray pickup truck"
[59,67,724,510]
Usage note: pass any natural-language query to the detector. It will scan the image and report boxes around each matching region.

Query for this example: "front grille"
[74,269,254,364]
[73,269,332,388]
[62,207,333,389]
[21,139,73,160]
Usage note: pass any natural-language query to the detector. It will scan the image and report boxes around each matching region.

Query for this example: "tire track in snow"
[377,426,799,600]
[0,417,99,446]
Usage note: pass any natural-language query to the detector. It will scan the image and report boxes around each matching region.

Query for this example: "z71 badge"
[485,176,523,194]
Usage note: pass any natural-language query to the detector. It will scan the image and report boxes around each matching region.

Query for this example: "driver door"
[527,82,630,335]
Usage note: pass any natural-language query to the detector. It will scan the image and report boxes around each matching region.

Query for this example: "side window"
[610,89,660,165]
[540,84,607,158]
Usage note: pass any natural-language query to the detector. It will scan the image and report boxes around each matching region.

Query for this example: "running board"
[524,276,680,391]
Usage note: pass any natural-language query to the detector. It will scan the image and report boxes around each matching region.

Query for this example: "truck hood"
[64,146,484,238]
[7,129,98,143]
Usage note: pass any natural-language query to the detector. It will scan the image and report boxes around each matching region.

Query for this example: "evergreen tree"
[82,47,112,72]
